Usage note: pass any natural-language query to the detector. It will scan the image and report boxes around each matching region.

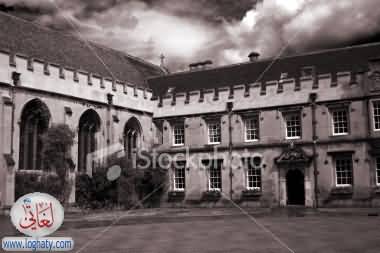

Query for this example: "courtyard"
[50,212,380,253]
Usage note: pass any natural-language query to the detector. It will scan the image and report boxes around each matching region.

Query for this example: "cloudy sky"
[1,0,380,71]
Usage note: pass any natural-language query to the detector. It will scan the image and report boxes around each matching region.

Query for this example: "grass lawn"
[54,215,380,253]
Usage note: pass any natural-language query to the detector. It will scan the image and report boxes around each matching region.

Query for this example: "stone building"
[2,11,380,209]
[149,43,380,208]
[0,12,163,208]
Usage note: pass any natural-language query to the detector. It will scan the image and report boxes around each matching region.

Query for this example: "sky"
[1,0,380,72]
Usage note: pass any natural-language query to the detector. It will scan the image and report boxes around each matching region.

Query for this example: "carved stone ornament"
[275,143,312,167]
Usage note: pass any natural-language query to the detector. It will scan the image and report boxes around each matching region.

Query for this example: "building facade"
[2,11,380,209]
[149,43,380,208]
[0,13,163,207]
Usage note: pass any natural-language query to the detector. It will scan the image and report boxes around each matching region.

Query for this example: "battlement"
[0,49,155,113]
[153,69,366,118]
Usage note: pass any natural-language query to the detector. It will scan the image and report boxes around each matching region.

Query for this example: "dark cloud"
[0,0,380,72]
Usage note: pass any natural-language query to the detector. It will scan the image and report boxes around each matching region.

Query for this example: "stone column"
[305,178,313,207]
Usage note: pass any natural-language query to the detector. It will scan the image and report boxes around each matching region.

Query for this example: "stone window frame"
[283,111,302,140]
[172,160,186,191]
[203,159,223,191]
[207,120,221,145]
[242,156,262,191]
[333,154,353,187]
[172,122,185,146]
[376,156,380,186]
[330,106,350,136]
[372,99,380,131]
[243,113,260,142]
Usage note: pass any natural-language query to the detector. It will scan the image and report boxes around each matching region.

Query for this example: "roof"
[0,12,164,87]
[148,42,380,95]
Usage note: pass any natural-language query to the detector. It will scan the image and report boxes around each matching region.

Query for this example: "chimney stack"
[248,52,260,62]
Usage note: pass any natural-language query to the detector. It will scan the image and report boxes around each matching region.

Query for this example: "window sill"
[244,139,259,143]
[331,133,349,137]
[285,137,301,140]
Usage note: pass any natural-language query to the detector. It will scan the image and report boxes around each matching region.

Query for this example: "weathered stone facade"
[0,13,163,208]
[149,43,380,208]
[2,12,380,209]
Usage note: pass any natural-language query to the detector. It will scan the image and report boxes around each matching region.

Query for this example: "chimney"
[248,52,260,62]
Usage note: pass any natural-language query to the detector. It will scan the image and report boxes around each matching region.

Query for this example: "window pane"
[335,156,353,186]
[245,117,259,141]
[332,109,349,135]
[173,124,185,145]
[246,157,262,190]
[284,113,301,138]
[204,160,222,191]
[208,122,221,143]
[174,162,186,191]
[376,157,380,185]
[373,101,380,130]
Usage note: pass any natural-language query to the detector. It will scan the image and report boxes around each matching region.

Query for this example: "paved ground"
[1,208,380,253]
[54,215,380,253]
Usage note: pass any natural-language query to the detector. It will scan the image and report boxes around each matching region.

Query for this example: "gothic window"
[124,117,142,159]
[19,99,51,170]
[78,109,101,172]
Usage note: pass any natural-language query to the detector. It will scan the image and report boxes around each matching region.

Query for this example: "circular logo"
[10,192,64,237]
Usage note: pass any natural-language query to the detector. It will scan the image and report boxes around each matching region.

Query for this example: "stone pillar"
[305,179,313,207]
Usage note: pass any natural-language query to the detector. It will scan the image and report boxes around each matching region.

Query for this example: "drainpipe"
[309,93,319,208]
[227,101,234,200]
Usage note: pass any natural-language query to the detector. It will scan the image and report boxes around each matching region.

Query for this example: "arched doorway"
[19,99,51,170]
[286,169,305,205]
[124,117,142,159]
[78,109,101,172]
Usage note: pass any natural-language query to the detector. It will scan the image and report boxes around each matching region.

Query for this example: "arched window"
[78,109,101,172]
[19,99,51,170]
[124,117,142,159]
